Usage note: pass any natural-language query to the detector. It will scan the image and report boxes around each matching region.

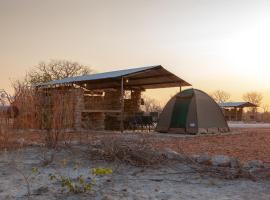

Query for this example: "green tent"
[156,89,229,134]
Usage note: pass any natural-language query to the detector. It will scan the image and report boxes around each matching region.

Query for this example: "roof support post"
[120,76,124,133]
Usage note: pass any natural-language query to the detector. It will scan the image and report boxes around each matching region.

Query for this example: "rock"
[32,186,49,195]
[29,142,42,147]
[243,160,264,170]
[211,155,231,167]
[191,155,199,161]
[263,163,270,169]
[196,154,212,165]
[162,148,185,161]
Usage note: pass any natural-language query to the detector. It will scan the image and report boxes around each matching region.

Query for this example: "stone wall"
[73,88,84,130]
[82,89,142,130]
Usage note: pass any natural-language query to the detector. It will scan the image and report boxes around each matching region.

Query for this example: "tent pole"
[120,76,124,133]
[179,85,182,93]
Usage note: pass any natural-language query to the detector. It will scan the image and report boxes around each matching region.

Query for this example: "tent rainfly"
[156,89,229,134]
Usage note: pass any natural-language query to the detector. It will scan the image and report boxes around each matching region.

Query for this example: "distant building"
[219,102,257,121]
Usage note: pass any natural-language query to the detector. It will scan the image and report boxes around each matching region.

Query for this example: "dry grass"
[153,129,270,163]
[0,128,21,150]
[1,128,270,163]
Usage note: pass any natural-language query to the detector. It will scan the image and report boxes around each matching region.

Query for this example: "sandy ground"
[0,146,270,200]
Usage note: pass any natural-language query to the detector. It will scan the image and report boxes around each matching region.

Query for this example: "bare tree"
[242,92,263,107]
[0,91,6,106]
[261,104,270,122]
[0,89,13,105]
[142,95,162,113]
[26,59,93,85]
[211,90,231,103]
[262,104,269,113]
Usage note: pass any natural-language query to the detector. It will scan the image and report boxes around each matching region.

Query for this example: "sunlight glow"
[218,18,270,80]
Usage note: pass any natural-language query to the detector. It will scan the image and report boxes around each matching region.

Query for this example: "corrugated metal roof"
[38,65,158,86]
[37,65,192,89]
[219,102,257,108]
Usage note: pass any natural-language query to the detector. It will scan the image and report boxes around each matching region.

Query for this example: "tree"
[26,59,93,85]
[0,89,12,105]
[142,95,163,113]
[242,92,263,107]
[261,104,270,122]
[211,90,231,103]
[262,104,269,113]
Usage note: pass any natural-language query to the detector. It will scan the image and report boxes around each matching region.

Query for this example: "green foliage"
[31,167,39,174]
[91,168,113,175]
[48,167,112,194]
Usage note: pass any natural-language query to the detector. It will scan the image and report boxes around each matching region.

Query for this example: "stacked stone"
[73,88,84,130]
[124,90,141,116]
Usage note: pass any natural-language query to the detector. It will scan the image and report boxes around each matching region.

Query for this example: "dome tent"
[156,89,229,134]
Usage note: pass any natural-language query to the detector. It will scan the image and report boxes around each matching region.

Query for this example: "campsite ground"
[0,127,270,199]
[1,145,270,200]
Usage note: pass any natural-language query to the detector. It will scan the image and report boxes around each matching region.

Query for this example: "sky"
[0,0,269,106]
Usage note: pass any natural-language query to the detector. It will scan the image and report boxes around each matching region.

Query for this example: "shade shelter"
[35,65,191,132]
[156,89,229,134]
[218,102,257,121]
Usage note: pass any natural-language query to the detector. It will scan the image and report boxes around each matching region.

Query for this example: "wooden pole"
[120,77,124,133]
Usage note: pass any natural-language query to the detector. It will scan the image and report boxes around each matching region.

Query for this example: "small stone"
[211,155,231,167]
[33,186,49,195]
[196,154,212,165]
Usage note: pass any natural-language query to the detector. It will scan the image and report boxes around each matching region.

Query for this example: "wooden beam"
[82,109,121,113]
[127,73,174,81]
[120,77,124,133]
[125,80,183,87]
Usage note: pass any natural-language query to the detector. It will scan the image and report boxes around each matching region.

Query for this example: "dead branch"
[87,135,166,167]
